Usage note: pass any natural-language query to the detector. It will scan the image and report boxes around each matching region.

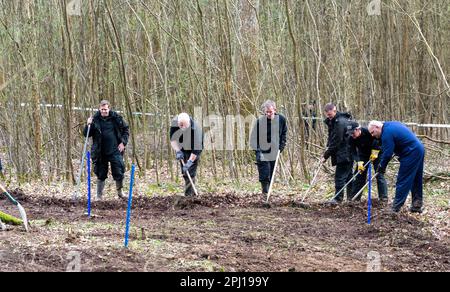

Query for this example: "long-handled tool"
[263,150,281,208]
[299,159,324,204]
[0,184,29,232]
[352,173,379,202]
[73,124,91,201]
[181,160,199,197]
[328,160,371,202]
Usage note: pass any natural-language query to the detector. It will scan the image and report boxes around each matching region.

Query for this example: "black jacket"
[323,112,353,166]
[170,117,204,156]
[350,127,382,161]
[83,111,130,161]
[250,114,288,153]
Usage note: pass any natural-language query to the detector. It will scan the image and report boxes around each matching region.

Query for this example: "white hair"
[262,100,277,111]
[368,121,384,129]
[177,113,191,125]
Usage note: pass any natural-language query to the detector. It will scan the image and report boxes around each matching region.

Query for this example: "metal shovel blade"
[17,203,29,232]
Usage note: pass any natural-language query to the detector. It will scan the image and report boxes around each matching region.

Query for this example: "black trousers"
[351,159,388,200]
[257,160,276,184]
[94,153,125,182]
[335,162,354,201]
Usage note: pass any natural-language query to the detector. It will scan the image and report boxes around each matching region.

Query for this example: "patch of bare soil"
[1,190,449,272]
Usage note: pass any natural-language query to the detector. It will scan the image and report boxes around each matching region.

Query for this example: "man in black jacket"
[348,122,388,202]
[170,113,204,197]
[322,103,354,203]
[250,100,288,198]
[84,100,130,200]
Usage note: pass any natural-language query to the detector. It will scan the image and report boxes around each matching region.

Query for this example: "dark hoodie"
[323,112,353,166]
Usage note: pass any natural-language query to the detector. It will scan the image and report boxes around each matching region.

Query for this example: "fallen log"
[0,211,23,226]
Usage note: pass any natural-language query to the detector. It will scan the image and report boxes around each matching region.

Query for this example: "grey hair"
[177,113,191,125]
[261,100,277,111]
[368,121,384,129]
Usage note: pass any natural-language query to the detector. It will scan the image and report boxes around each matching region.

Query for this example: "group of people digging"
[83,100,425,215]
[321,103,425,214]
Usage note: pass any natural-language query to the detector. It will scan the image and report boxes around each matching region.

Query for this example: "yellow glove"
[357,161,366,173]
[370,150,380,162]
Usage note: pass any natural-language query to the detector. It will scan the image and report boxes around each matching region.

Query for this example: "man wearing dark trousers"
[348,122,388,202]
[250,100,288,199]
[322,103,354,204]
[170,113,204,197]
[84,100,130,200]
[368,121,425,213]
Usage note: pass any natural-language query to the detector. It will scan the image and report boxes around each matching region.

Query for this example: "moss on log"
[0,211,23,226]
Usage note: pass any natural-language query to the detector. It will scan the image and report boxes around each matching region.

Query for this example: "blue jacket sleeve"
[379,131,394,171]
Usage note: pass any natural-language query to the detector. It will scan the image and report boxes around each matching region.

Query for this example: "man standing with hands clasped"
[250,100,288,199]
[84,100,130,200]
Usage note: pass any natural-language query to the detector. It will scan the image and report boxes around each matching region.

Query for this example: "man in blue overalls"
[368,121,425,213]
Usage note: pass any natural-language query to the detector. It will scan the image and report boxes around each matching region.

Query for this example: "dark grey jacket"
[323,112,353,166]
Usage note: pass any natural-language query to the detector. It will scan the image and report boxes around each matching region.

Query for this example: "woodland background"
[0,0,449,184]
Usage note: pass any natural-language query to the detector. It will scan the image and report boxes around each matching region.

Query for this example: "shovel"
[0,184,29,232]
[181,160,199,197]
[296,159,323,206]
[263,150,281,208]
[73,124,91,201]
[327,160,372,203]
[352,173,379,201]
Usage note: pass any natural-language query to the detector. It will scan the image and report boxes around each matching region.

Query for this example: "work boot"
[350,194,362,202]
[409,201,423,214]
[261,182,270,200]
[379,196,389,204]
[383,208,400,219]
[185,178,196,197]
[116,180,127,200]
[326,198,342,206]
[96,180,106,200]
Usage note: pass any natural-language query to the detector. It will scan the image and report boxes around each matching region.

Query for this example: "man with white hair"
[170,113,204,196]
[368,121,425,213]
[250,100,288,198]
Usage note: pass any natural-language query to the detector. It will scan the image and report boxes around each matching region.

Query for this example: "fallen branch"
[418,135,450,145]
[424,172,450,183]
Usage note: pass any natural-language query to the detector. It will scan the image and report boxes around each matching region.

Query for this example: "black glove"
[323,151,331,161]
[183,160,194,173]
[176,151,184,161]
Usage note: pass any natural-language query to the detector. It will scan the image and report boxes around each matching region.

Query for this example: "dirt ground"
[1,187,448,272]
